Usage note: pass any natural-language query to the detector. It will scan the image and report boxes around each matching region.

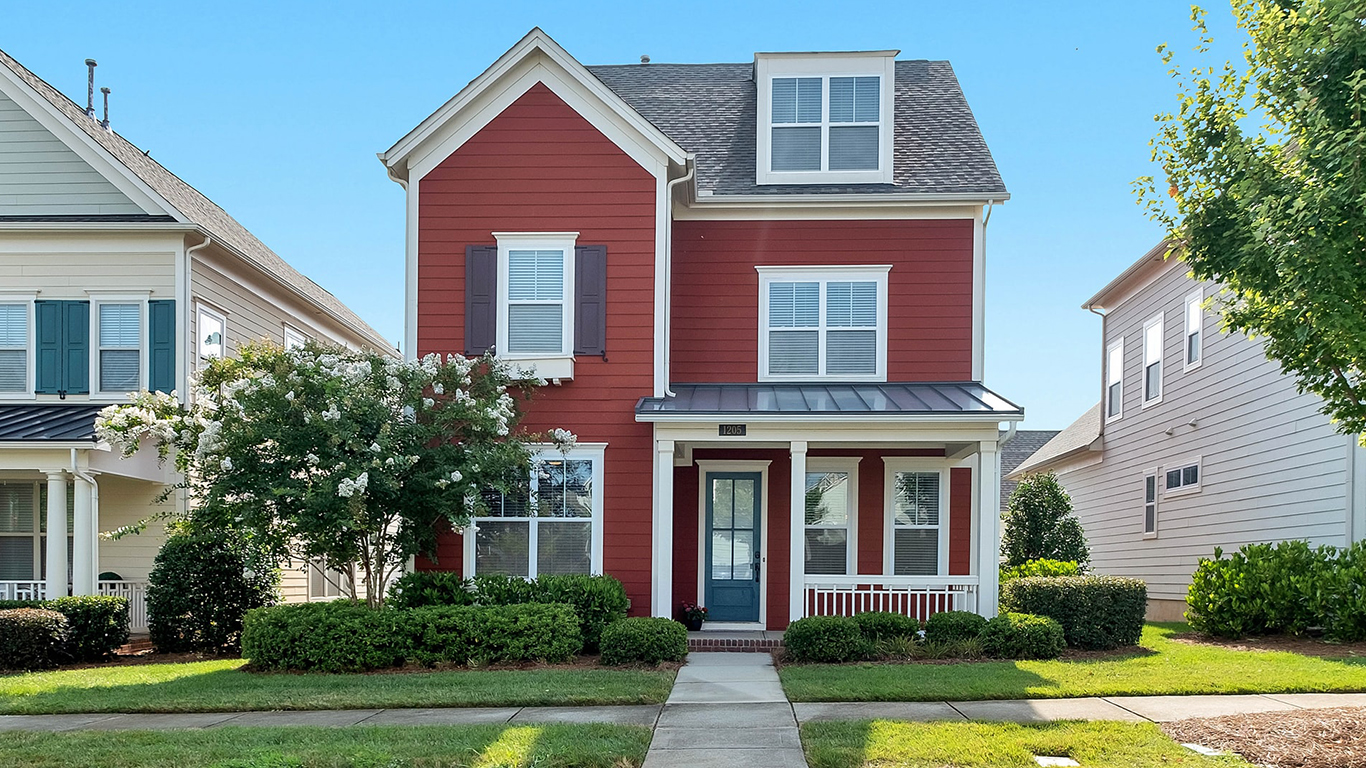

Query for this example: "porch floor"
[686,630,784,653]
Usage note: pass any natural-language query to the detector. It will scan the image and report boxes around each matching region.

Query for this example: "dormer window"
[756,52,896,186]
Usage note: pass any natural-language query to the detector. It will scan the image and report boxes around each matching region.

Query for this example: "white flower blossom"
[220,456,234,471]
[369,442,381,453]
[321,404,341,422]
[432,382,444,395]
[337,471,369,498]
[422,398,435,409]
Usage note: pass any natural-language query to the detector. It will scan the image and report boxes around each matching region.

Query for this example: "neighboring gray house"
[999,429,1060,512]
[1011,242,1366,620]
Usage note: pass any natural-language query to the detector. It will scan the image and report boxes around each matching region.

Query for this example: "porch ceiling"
[636,382,1022,421]
[0,404,103,442]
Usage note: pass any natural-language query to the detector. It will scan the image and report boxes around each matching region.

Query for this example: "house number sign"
[718,424,747,437]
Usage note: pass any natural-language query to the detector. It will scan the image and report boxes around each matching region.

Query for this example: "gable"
[0,90,141,216]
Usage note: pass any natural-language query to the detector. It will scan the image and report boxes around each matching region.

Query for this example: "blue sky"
[4,1,1244,429]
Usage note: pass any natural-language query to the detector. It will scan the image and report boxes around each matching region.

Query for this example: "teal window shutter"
[148,300,175,393]
[34,301,62,394]
[63,301,89,395]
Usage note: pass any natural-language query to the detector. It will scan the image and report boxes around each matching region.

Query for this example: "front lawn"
[0,660,674,715]
[780,623,1366,702]
[801,720,1250,768]
[0,723,651,768]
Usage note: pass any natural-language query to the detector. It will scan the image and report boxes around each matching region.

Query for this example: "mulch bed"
[1163,706,1366,768]
[34,652,682,675]
[770,645,1150,668]
[1172,632,1366,659]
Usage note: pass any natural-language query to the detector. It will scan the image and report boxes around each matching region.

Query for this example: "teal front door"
[705,472,762,623]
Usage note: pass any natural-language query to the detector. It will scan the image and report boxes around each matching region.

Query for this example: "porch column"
[789,441,808,623]
[976,441,1000,618]
[44,471,68,599]
[71,474,96,596]
[651,438,675,618]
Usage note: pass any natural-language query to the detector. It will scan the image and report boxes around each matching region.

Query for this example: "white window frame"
[756,265,890,382]
[1142,312,1164,407]
[804,457,860,577]
[89,293,148,398]
[307,560,351,601]
[463,442,606,580]
[1184,288,1204,371]
[283,325,308,351]
[1105,337,1124,422]
[755,54,896,186]
[0,480,72,581]
[195,302,228,370]
[882,458,951,577]
[1143,468,1159,538]
[0,295,36,401]
[1163,456,1203,498]
[493,232,577,381]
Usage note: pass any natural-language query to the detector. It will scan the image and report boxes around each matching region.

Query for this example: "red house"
[380,29,1020,630]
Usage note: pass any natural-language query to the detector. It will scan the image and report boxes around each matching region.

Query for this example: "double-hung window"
[197,304,226,367]
[0,303,30,395]
[96,302,142,394]
[494,233,576,371]
[468,444,604,579]
[1105,339,1123,421]
[804,460,858,576]
[0,481,72,583]
[1142,313,1163,405]
[283,326,308,351]
[1143,470,1158,537]
[1184,289,1203,370]
[758,267,888,381]
[885,462,947,576]
[308,561,351,600]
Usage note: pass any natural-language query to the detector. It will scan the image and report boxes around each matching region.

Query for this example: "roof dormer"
[754,50,897,186]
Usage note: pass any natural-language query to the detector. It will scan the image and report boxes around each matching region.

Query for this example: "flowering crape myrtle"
[97,342,574,607]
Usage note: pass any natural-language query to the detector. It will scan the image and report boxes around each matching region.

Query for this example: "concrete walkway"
[644,651,808,768]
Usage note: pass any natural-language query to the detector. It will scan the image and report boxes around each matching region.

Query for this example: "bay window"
[758,266,889,381]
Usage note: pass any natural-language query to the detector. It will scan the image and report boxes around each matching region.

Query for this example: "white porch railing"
[99,580,149,632]
[804,575,979,621]
[0,581,46,601]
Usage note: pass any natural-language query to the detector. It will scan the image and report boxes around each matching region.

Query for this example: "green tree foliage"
[1139,1,1366,437]
[1001,473,1090,568]
[147,533,278,654]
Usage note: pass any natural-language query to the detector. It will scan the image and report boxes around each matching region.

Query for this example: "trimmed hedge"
[784,616,868,663]
[0,608,70,670]
[387,571,475,609]
[0,595,128,661]
[923,610,987,645]
[852,611,921,642]
[148,534,278,654]
[600,617,688,665]
[1002,575,1147,650]
[242,601,583,672]
[980,612,1066,660]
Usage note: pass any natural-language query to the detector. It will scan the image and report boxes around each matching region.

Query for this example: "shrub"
[784,616,868,663]
[1002,575,1146,650]
[45,596,130,661]
[406,603,582,666]
[148,534,279,654]
[1317,541,1366,641]
[600,617,687,665]
[387,571,475,610]
[1001,473,1089,568]
[532,574,629,652]
[1186,541,1330,639]
[471,573,537,605]
[852,611,920,642]
[923,610,987,645]
[980,612,1066,660]
[872,635,923,661]
[0,608,70,670]
[1001,559,1082,582]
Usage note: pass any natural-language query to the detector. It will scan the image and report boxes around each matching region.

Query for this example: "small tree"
[97,343,572,608]
[1001,473,1090,568]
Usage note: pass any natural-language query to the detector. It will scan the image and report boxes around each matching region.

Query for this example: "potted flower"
[681,602,708,631]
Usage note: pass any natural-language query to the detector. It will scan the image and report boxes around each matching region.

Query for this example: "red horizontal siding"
[416,82,658,616]
[671,219,974,382]
[949,467,972,576]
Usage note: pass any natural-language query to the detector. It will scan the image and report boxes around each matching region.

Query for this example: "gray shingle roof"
[587,61,1006,198]
[0,405,103,441]
[999,429,1063,511]
[636,382,1021,418]
[0,48,393,352]
[1008,403,1104,478]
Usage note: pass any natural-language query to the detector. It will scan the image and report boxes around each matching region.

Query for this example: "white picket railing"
[99,580,149,632]
[0,581,46,601]
[803,575,979,620]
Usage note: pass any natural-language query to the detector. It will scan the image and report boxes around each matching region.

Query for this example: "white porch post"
[44,471,68,599]
[789,440,808,623]
[976,440,1001,618]
[652,438,675,618]
[71,474,96,596]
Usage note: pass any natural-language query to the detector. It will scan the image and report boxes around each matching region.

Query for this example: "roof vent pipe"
[84,59,97,117]
[640,54,650,64]
[100,87,110,129]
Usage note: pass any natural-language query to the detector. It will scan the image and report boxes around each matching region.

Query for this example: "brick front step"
[686,630,784,653]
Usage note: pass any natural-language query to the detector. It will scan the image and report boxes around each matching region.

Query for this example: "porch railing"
[803,575,979,620]
[0,581,45,601]
[99,580,149,632]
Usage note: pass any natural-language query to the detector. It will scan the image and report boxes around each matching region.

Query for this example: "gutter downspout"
[1088,305,1107,436]
[181,236,211,520]
[70,448,99,595]
[662,161,695,398]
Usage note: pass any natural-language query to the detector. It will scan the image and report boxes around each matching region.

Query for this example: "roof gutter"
[689,191,1011,207]
[662,160,696,397]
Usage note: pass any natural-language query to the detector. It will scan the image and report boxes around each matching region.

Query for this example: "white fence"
[0,581,45,601]
[0,580,148,632]
[803,575,979,620]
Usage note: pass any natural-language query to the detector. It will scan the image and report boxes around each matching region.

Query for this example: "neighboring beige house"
[0,49,395,626]
[1012,242,1366,620]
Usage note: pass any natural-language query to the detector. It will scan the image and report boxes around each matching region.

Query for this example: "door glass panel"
[712,479,733,528]
[733,479,755,529]
[711,530,733,580]
[732,530,754,580]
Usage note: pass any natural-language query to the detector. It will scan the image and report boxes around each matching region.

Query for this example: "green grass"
[801,720,1251,768]
[781,622,1366,702]
[0,723,651,768]
[0,660,675,715]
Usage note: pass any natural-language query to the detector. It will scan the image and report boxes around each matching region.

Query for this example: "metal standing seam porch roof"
[0,405,104,442]
[636,382,1022,420]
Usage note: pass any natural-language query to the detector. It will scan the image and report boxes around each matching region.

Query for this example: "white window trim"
[1105,337,1124,422]
[307,560,351,601]
[882,458,951,577]
[0,294,36,401]
[1184,288,1204,372]
[463,442,606,579]
[1143,468,1159,539]
[755,54,896,186]
[1141,312,1164,407]
[756,265,890,382]
[493,232,577,380]
[0,480,72,581]
[805,457,860,577]
[283,325,308,351]
[1163,455,1203,498]
[90,294,149,399]
[195,302,228,370]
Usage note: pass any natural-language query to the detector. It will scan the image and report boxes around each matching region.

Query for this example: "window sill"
[501,355,574,383]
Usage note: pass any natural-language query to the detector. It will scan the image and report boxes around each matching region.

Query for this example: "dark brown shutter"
[465,245,498,356]
[574,245,607,356]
